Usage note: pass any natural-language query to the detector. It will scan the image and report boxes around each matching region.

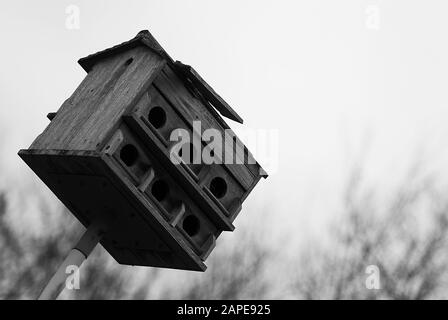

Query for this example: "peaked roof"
[78,30,244,124]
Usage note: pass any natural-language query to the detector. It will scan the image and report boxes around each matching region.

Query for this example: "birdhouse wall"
[19,147,207,271]
[103,123,219,260]
[30,46,165,152]
[149,65,264,221]
[128,84,246,219]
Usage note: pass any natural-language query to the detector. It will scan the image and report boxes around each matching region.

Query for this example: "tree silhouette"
[294,163,448,299]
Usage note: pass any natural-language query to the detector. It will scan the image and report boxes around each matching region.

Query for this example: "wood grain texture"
[128,85,247,219]
[18,149,206,271]
[78,30,173,72]
[153,66,266,190]
[123,113,235,231]
[174,61,244,124]
[104,123,220,256]
[31,46,165,152]
[21,30,268,270]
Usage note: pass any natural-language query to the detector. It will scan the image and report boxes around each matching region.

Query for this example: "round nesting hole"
[210,177,227,199]
[151,180,169,202]
[120,144,139,167]
[148,106,167,129]
[178,143,197,164]
[183,215,200,237]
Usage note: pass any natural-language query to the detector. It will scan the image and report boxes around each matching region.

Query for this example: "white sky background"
[1,0,448,280]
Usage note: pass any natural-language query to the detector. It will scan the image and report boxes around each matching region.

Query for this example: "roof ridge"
[77,30,244,125]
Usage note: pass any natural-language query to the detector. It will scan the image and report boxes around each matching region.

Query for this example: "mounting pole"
[38,221,107,300]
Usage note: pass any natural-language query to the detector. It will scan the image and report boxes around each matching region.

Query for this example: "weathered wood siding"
[31,46,165,151]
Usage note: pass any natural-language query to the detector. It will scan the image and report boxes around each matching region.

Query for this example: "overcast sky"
[2,0,448,246]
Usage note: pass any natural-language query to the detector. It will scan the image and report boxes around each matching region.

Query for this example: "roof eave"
[77,30,244,124]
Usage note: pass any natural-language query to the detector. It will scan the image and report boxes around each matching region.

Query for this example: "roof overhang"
[78,30,244,124]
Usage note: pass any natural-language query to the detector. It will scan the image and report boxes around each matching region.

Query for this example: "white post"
[37,221,106,300]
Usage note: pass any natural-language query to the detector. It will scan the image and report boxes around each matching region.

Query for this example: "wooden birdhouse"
[19,30,267,271]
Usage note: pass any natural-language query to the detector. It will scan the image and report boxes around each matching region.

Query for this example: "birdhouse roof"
[78,30,244,124]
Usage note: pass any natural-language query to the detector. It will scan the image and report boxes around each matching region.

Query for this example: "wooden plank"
[153,66,259,191]
[103,123,220,256]
[101,153,206,270]
[122,114,235,231]
[18,149,206,271]
[30,46,165,152]
[174,61,244,124]
[125,90,248,219]
[78,30,173,72]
